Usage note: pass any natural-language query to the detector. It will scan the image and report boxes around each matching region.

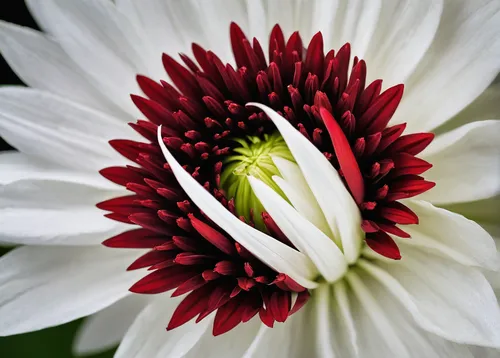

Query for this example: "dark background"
[0,2,115,357]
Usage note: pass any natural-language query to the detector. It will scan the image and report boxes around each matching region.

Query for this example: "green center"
[219,132,295,231]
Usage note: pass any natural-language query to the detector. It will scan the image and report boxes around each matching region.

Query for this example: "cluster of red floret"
[98,23,435,335]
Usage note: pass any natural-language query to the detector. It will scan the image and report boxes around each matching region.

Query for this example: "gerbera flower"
[0,0,499,357]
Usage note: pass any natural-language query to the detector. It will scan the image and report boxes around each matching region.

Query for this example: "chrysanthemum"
[1,0,499,357]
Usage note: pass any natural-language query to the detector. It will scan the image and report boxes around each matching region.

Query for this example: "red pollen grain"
[99,22,435,335]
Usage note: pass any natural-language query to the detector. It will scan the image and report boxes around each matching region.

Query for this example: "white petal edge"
[0,179,130,246]
[73,295,151,355]
[393,0,500,133]
[0,87,136,171]
[271,156,332,237]
[0,20,128,118]
[359,246,500,348]
[0,245,144,336]
[0,151,121,190]
[419,120,500,204]
[156,126,318,289]
[248,103,363,264]
[401,200,498,270]
[115,295,211,358]
[248,176,347,282]
[364,0,443,86]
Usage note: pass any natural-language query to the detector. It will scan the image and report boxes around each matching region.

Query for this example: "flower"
[0,0,500,357]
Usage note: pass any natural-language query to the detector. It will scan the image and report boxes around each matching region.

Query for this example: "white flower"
[0,0,499,357]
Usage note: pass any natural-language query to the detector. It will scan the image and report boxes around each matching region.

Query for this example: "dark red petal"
[171,274,207,297]
[391,153,433,176]
[366,231,401,260]
[378,202,419,225]
[213,297,244,336]
[359,84,404,134]
[305,32,324,77]
[387,132,435,155]
[189,214,236,255]
[167,284,214,330]
[289,290,311,315]
[130,266,198,294]
[103,229,167,248]
[321,108,364,204]
[127,250,169,271]
[162,53,201,99]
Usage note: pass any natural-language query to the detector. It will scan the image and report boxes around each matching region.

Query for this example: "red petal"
[103,229,167,248]
[127,250,169,271]
[213,298,244,336]
[320,107,365,204]
[387,132,434,155]
[359,84,404,134]
[305,32,324,77]
[189,214,236,255]
[167,284,213,330]
[378,202,419,225]
[130,266,198,294]
[391,153,433,176]
[162,53,201,99]
[366,231,401,260]
[171,274,207,297]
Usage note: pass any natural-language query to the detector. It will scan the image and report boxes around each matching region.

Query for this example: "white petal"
[0,20,125,118]
[73,295,150,355]
[400,200,498,270]
[157,126,318,288]
[243,304,314,358]
[0,245,143,336]
[271,156,332,236]
[0,87,134,171]
[419,120,500,204]
[363,246,500,347]
[184,317,261,358]
[249,103,363,264]
[0,151,120,190]
[328,0,382,58]
[442,195,500,237]
[394,0,500,132]
[435,84,500,134]
[364,0,443,85]
[346,271,411,357]
[115,296,211,358]
[313,284,337,358]
[248,176,348,282]
[346,268,476,358]
[0,179,130,246]
[25,0,152,115]
[331,280,359,357]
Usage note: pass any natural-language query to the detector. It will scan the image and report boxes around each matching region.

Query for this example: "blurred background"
[0,3,115,357]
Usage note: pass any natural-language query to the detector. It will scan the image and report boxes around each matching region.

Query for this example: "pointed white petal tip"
[248,175,348,283]
[156,126,318,289]
[246,103,363,264]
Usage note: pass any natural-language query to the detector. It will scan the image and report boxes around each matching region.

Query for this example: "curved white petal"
[400,200,498,270]
[364,0,443,85]
[248,176,348,282]
[0,179,129,246]
[347,269,476,358]
[442,195,500,237]
[271,156,332,237]
[25,0,153,115]
[73,295,150,355]
[0,87,136,171]
[419,120,500,204]
[435,84,500,134]
[0,20,126,118]
[331,280,359,357]
[184,317,260,358]
[0,151,120,190]
[394,0,500,132]
[0,245,143,336]
[249,103,363,264]
[157,126,318,288]
[242,304,314,358]
[362,246,500,348]
[328,0,382,58]
[115,296,211,358]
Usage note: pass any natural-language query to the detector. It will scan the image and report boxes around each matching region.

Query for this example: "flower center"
[220,132,293,230]
[99,22,435,336]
